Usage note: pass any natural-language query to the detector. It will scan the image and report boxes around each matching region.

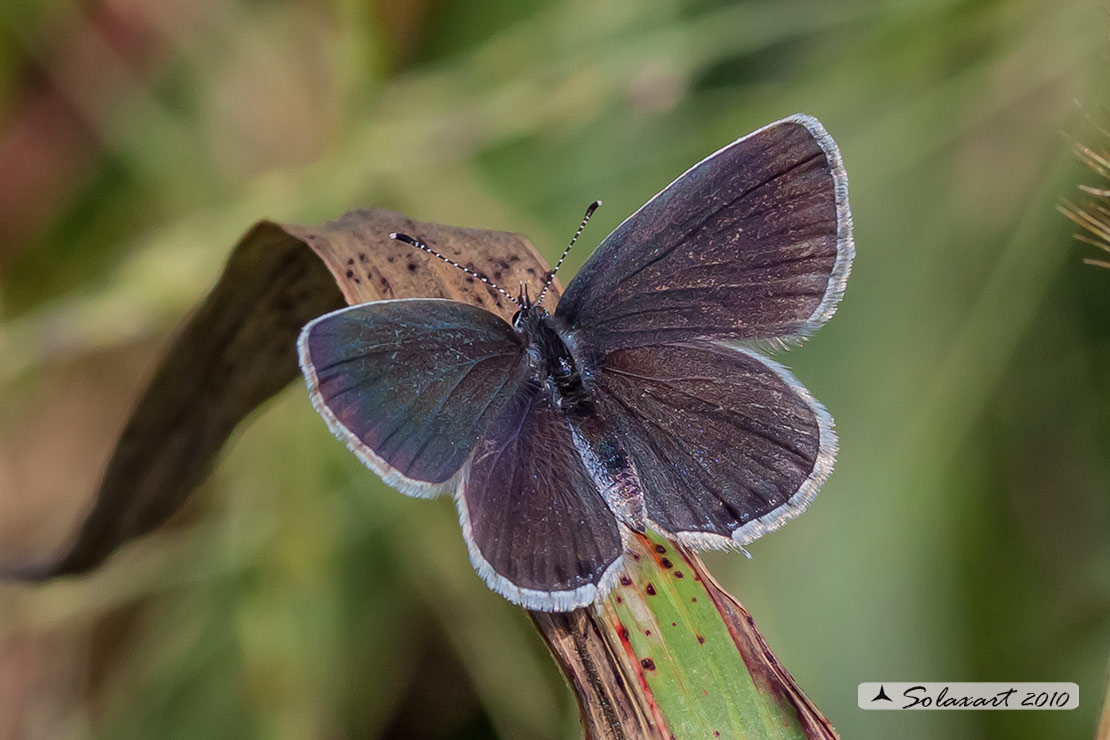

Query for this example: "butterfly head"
[511,282,549,334]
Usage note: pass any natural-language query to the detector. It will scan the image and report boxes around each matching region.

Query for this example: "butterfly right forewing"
[556,114,852,350]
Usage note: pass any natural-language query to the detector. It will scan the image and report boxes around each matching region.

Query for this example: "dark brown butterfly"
[298,114,854,611]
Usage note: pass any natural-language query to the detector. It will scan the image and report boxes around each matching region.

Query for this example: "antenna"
[536,200,601,306]
[390,232,520,307]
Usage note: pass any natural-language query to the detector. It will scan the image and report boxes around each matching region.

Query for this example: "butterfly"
[297,114,854,611]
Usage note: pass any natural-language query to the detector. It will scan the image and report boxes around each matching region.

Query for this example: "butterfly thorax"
[513,305,593,415]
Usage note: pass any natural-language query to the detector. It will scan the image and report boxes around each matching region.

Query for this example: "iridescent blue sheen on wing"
[299,299,527,493]
[556,115,853,350]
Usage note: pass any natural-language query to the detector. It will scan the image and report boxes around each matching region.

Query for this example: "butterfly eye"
[511,310,523,329]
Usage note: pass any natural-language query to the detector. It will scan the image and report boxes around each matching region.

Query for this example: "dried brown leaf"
[3,209,552,579]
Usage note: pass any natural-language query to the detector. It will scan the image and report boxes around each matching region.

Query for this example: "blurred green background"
[0,0,1108,738]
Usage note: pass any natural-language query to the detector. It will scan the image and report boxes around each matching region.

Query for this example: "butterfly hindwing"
[556,114,853,350]
[457,387,624,611]
[593,341,834,549]
[298,299,528,497]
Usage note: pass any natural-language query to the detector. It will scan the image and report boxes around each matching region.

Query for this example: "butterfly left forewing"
[592,342,834,549]
[298,298,528,497]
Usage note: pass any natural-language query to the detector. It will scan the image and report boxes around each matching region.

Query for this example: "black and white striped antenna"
[389,232,521,307]
[390,200,601,310]
[536,200,601,306]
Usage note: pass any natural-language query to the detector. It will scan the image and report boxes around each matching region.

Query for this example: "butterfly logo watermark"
[858,683,1078,710]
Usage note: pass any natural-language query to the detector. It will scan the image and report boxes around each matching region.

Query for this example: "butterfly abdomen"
[568,415,647,532]
[549,355,592,415]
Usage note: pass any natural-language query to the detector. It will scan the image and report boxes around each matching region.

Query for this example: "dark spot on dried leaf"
[696,635,705,644]
[660,557,673,569]
[345,269,354,278]
[644,629,652,636]
[645,583,656,596]
[620,575,632,586]
[640,658,656,671]
[654,544,666,554]
[674,571,684,578]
